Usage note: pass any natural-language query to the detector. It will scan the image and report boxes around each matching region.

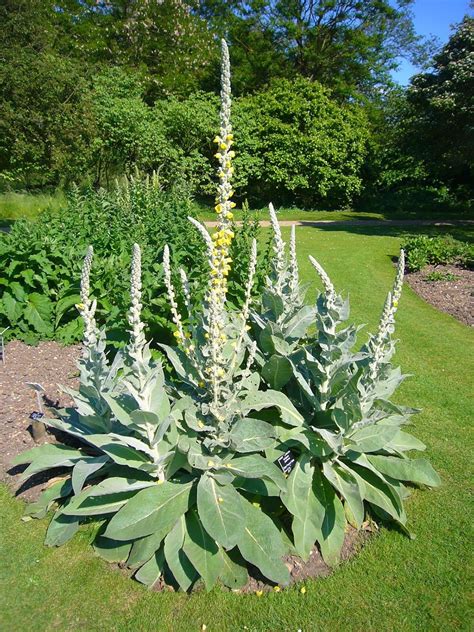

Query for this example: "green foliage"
[425,271,459,282]
[402,235,473,272]
[12,39,439,594]
[407,16,474,195]
[0,177,206,344]
[233,79,369,207]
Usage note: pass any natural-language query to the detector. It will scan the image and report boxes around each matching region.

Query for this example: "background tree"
[406,15,474,197]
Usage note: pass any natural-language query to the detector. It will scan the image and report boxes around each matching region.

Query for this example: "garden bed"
[0,339,373,592]
[405,264,473,326]
[0,341,80,501]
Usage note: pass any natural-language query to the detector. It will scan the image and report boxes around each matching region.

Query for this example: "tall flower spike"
[163,245,187,345]
[79,245,97,349]
[289,224,299,295]
[188,217,214,255]
[368,249,406,379]
[128,243,145,355]
[268,203,285,289]
[308,255,336,301]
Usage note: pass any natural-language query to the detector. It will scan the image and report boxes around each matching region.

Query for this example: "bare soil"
[0,340,372,590]
[0,340,81,500]
[405,264,473,327]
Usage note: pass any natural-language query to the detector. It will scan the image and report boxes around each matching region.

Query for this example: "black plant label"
[275,450,296,475]
[29,411,44,420]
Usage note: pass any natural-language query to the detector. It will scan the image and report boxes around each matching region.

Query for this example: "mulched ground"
[0,340,81,501]
[0,339,373,590]
[405,264,473,327]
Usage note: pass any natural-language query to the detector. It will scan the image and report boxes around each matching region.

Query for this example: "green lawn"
[0,191,65,226]
[1,225,473,631]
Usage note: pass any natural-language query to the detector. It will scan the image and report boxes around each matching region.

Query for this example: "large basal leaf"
[347,460,406,525]
[228,454,287,492]
[183,509,222,591]
[346,424,399,453]
[1,291,22,323]
[282,455,322,561]
[261,355,293,390]
[93,536,132,563]
[135,549,165,588]
[197,474,244,550]
[240,390,303,427]
[229,418,275,453]
[24,292,54,334]
[44,509,80,547]
[71,455,108,495]
[13,444,84,481]
[386,430,426,453]
[312,468,345,567]
[236,499,290,585]
[164,516,198,592]
[105,479,194,541]
[367,455,441,487]
[25,478,72,519]
[63,491,139,516]
[219,549,248,589]
[127,526,172,569]
[323,461,365,529]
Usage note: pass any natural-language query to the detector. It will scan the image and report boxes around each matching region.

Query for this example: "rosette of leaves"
[253,224,441,566]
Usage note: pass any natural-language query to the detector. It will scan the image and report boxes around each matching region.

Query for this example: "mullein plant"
[13,243,182,568]
[253,225,440,565]
[157,40,309,589]
[13,39,439,592]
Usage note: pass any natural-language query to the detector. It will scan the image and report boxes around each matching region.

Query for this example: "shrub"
[402,234,473,272]
[425,270,459,282]
[15,40,439,592]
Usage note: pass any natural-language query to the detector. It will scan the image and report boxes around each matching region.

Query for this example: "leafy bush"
[234,78,369,207]
[402,235,473,272]
[425,270,459,282]
[15,40,439,593]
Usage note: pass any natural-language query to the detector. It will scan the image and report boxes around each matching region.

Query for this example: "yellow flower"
[245,325,251,331]
[214,153,222,159]
[204,332,209,339]
[218,497,224,504]
[255,590,263,597]
[197,420,204,428]
[75,302,85,310]
[273,586,281,593]
[215,204,223,213]
[300,586,306,595]
[393,299,399,307]
[226,212,234,220]
[185,332,191,338]
[217,368,225,377]
[207,460,215,467]
[220,143,227,150]
[228,151,236,158]
[212,232,219,241]
[173,330,182,339]
[213,136,221,143]
[226,133,234,141]
[198,381,205,388]
[229,201,236,208]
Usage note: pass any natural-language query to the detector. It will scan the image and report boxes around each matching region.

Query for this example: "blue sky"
[392,0,472,85]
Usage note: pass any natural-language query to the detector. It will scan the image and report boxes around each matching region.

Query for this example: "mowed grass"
[0,191,65,224]
[1,225,473,632]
